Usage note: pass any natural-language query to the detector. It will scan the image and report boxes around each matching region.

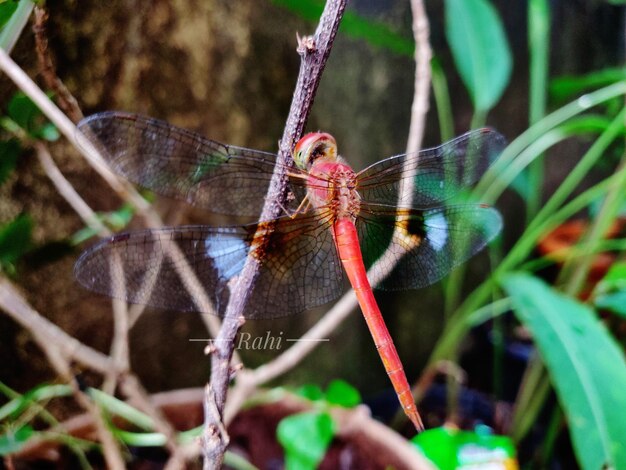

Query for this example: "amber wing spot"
[393,209,425,251]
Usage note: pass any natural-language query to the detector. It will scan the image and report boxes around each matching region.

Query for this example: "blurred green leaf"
[0,425,34,456]
[597,261,626,285]
[412,426,517,470]
[295,384,324,402]
[502,273,626,470]
[7,93,38,131]
[445,0,512,112]
[592,262,626,317]
[0,139,20,185]
[88,388,154,431]
[106,203,134,229]
[37,122,60,141]
[0,213,33,275]
[71,204,135,245]
[594,292,626,317]
[277,411,334,470]
[0,383,72,421]
[6,92,59,142]
[272,0,413,57]
[0,1,18,30]
[550,68,626,103]
[325,379,361,408]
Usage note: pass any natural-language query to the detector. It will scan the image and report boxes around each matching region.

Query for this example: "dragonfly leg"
[276,193,310,219]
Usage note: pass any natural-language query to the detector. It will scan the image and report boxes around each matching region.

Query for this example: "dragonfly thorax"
[307,158,360,221]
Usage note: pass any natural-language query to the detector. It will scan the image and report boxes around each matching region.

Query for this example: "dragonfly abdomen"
[333,218,424,431]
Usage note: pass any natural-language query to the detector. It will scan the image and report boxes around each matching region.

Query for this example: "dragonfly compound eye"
[293,132,337,169]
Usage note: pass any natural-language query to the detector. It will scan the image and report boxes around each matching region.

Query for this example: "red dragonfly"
[74,112,505,431]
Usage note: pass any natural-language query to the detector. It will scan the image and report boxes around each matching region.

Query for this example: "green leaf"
[6,92,59,141]
[0,214,33,274]
[277,411,334,470]
[88,388,154,431]
[592,262,626,317]
[0,139,20,185]
[598,262,626,286]
[0,383,72,421]
[445,0,512,112]
[550,68,626,103]
[295,384,324,402]
[37,122,60,141]
[325,380,361,408]
[412,427,517,470]
[7,92,39,131]
[71,204,135,245]
[0,1,18,30]
[502,273,626,469]
[594,292,626,317]
[0,425,34,456]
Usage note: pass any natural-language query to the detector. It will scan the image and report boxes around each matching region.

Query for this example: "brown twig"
[0,278,117,374]
[204,1,347,467]
[33,6,83,123]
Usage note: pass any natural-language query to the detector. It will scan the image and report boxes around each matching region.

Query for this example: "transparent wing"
[356,203,502,290]
[357,128,506,209]
[77,111,307,217]
[74,211,343,319]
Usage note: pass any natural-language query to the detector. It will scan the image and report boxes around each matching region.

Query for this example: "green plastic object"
[412,426,518,470]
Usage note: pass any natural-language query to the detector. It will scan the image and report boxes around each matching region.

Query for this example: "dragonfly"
[74,111,506,431]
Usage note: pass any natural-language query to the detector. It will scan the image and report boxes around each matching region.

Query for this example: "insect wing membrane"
[357,128,506,209]
[74,212,344,319]
[357,204,502,290]
[77,111,306,218]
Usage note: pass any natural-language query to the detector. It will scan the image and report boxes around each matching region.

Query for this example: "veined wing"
[356,202,502,290]
[357,128,506,209]
[74,211,343,319]
[77,111,307,217]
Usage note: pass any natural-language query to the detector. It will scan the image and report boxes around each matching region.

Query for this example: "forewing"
[357,203,502,290]
[77,111,306,217]
[74,213,343,318]
[357,128,506,209]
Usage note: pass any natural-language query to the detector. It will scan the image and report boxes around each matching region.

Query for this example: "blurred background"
[1,0,626,467]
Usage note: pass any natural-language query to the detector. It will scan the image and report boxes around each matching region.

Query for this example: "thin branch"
[406,0,432,156]
[0,281,126,469]
[34,141,110,236]
[0,277,117,374]
[204,1,347,466]
[33,6,84,122]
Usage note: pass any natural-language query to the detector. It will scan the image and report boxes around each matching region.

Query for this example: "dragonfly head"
[293,132,337,170]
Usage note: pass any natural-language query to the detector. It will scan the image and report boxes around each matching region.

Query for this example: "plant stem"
[526,0,551,222]
[560,131,626,295]
[431,57,454,142]
[0,0,34,52]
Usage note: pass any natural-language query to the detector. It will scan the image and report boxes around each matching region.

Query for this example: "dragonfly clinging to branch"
[74,111,506,431]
